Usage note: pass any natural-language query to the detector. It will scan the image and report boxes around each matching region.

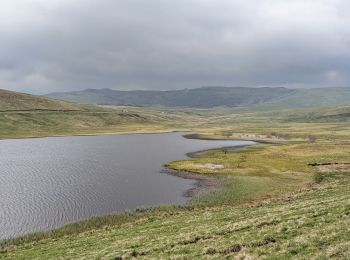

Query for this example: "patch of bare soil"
[162,168,223,197]
[196,163,224,170]
[311,163,350,172]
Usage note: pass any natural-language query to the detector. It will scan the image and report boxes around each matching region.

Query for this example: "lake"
[0,132,254,239]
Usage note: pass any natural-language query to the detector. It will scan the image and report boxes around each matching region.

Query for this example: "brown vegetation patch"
[309,163,350,172]
[221,236,276,255]
[162,168,223,197]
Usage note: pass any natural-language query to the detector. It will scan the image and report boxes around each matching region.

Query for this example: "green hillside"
[0,89,197,139]
[0,89,81,111]
[284,106,350,122]
[249,87,350,111]
[46,86,350,109]
[242,106,350,124]
[46,86,296,108]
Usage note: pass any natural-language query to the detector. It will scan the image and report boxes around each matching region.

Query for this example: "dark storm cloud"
[0,0,350,93]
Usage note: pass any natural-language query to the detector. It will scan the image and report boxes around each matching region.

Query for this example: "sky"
[0,0,350,94]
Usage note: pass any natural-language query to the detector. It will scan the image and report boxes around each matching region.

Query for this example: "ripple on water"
[0,133,254,239]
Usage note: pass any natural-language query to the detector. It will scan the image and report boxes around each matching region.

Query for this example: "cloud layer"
[0,0,350,93]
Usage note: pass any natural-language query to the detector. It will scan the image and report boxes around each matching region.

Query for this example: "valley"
[0,89,349,259]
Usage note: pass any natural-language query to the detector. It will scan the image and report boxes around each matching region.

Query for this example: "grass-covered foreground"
[1,167,349,258]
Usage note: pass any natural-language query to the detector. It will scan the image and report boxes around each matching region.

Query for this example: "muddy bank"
[162,168,223,198]
[309,162,350,172]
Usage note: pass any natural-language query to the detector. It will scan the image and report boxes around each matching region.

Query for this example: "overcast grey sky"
[0,0,349,94]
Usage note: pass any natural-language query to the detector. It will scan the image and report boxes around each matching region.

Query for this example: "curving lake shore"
[0,132,254,239]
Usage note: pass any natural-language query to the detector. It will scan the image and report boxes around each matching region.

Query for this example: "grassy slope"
[1,88,349,139]
[0,89,197,139]
[0,109,191,139]
[47,87,350,110]
[248,87,350,111]
[0,89,81,111]
[1,105,350,258]
[46,87,295,108]
[0,89,208,139]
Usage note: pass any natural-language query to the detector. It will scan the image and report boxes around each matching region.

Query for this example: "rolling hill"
[248,87,350,111]
[46,86,296,108]
[46,86,350,109]
[0,89,81,111]
[0,89,189,139]
[281,106,350,122]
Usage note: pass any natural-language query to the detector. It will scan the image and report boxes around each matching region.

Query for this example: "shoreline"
[163,142,257,199]
[0,143,252,242]
[0,133,255,241]
[0,128,285,144]
[0,130,190,141]
[183,133,285,144]
[162,168,224,198]
[0,131,257,206]
[0,139,256,242]
[0,130,256,202]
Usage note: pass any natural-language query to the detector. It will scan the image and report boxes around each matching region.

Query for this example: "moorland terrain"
[0,88,349,259]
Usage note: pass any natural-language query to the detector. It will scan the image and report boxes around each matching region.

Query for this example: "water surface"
[0,132,253,239]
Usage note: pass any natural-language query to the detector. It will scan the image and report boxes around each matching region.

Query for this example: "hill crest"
[0,89,81,111]
[46,86,350,109]
[47,86,297,108]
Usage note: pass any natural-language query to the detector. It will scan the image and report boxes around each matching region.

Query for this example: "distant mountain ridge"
[46,86,350,109]
[46,86,296,108]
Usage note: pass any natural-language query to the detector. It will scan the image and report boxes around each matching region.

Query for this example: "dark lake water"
[0,132,254,239]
